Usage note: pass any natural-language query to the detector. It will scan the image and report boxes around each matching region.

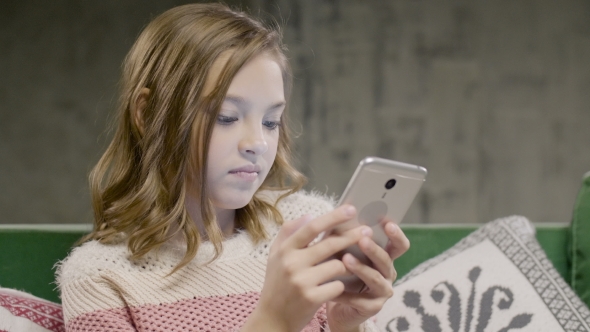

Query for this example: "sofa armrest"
[569,171,590,309]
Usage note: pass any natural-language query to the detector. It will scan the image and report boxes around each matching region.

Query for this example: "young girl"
[56,3,409,332]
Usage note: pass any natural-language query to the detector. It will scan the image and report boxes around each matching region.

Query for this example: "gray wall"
[1,0,589,225]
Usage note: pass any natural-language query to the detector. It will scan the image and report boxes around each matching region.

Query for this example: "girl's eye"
[263,120,281,130]
[217,115,238,125]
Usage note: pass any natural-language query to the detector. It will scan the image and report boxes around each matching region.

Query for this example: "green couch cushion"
[570,171,590,308]
[0,225,89,303]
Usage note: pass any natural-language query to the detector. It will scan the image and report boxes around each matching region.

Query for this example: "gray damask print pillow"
[376,216,590,332]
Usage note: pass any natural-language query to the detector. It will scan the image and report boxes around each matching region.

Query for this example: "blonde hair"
[83,3,306,272]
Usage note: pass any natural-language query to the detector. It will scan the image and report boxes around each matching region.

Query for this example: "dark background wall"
[1,0,589,225]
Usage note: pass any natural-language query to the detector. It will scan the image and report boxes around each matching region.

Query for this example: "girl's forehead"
[202,51,234,97]
[202,51,280,98]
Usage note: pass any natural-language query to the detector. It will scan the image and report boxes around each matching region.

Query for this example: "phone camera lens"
[385,179,396,190]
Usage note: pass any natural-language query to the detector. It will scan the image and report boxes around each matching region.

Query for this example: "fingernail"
[344,205,356,217]
[361,226,373,237]
[344,254,357,265]
[386,222,397,234]
[302,214,313,223]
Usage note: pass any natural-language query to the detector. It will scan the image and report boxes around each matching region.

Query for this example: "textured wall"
[1,0,589,224]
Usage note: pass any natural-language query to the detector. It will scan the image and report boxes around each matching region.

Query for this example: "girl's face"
[205,53,285,210]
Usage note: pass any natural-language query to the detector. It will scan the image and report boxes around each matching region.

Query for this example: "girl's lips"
[230,171,258,181]
[229,164,261,182]
[229,164,261,173]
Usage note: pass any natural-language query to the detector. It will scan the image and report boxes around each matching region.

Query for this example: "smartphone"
[325,157,427,292]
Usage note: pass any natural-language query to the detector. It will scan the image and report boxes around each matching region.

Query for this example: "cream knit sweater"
[56,191,379,332]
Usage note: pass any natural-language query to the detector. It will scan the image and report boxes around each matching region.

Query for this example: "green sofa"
[1,172,590,309]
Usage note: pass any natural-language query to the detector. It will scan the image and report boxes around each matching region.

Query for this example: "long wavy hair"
[83,3,306,272]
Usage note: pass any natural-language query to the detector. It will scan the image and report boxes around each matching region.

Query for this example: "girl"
[56,3,409,332]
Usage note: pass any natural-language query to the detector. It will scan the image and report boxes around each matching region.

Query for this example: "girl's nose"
[239,127,269,155]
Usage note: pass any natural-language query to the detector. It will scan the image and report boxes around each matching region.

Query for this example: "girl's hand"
[242,205,372,332]
[327,221,410,332]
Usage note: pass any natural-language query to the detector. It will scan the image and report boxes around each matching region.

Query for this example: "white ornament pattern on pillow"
[0,287,64,332]
[376,216,590,332]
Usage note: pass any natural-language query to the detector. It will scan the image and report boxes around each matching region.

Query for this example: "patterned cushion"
[0,287,64,332]
[376,216,590,332]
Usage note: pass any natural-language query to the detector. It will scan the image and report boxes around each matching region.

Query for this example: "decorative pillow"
[376,216,590,332]
[0,287,64,332]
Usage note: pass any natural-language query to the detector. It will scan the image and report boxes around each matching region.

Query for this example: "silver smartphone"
[326,157,427,292]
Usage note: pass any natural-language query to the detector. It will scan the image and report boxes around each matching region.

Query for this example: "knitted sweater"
[56,191,380,332]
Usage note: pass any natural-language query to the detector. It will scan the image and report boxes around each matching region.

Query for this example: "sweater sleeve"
[65,307,137,332]
[59,273,137,332]
[56,241,138,331]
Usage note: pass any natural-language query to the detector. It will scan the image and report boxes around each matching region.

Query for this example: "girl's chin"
[212,192,257,210]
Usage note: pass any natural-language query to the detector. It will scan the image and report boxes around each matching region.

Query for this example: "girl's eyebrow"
[224,95,249,108]
[224,95,286,112]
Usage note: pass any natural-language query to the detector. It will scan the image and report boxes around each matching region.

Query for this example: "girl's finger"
[301,225,372,266]
[342,253,394,298]
[310,280,347,304]
[331,291,384,316]
[383,222,410,260]
[303,258,351,285]
[286,205,357,249]
[272,214,313,249]
[357,236,395,281]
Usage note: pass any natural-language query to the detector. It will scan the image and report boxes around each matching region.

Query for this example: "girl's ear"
[131,88,150,135]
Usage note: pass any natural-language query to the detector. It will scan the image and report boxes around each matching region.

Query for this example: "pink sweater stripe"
[66,292,328,332]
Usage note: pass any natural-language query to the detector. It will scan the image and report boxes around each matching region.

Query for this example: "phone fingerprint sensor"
[358,201,388,225]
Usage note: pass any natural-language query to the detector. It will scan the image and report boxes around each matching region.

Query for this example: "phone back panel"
[330,157,427,293]
[338,157,427,245]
